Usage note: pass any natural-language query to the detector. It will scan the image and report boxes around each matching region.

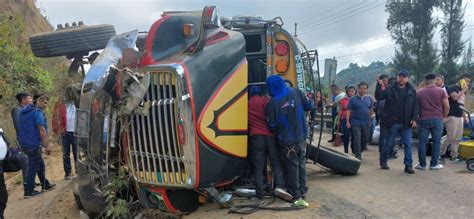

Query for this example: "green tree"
[386,1,414,72]
[460,38,472,74]
[386,0,439,82]
[440,0,465,84]
[392,44,413,71]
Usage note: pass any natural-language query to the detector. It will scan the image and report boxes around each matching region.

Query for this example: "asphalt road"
[187,133,474,218]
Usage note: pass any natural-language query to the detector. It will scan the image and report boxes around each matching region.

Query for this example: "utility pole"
[294,22,297,37]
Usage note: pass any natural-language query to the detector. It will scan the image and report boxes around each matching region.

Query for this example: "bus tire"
[307,144,361,175]
[30,24,116,58]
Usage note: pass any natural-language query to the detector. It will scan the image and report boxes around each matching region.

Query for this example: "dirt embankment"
[0,0,53,36]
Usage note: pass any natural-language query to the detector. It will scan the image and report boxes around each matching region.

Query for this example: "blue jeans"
[380,124,413,167]
[378,126,387,153]
[62,132,78,176]
[23,147,50,194]
[340,119,352,154]
[417,119,443,167]
[280,141,307,200]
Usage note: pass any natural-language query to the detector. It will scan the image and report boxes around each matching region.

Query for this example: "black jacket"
[0,130,11,172]
[380,82,419,129]
[375,83,383,101]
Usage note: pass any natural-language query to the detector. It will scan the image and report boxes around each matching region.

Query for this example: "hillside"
[0,0,52,36]
[334,61,394,93]
[0,0,69,139]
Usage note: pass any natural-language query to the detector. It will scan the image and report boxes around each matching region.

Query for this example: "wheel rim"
[468,162,474,171]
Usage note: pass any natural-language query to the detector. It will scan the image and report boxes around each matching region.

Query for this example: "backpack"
[0,129,28,173]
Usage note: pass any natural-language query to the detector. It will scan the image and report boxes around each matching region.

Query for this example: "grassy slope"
[0,0,70,140]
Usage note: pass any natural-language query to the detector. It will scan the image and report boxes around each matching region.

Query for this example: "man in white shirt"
[52,88,78,180]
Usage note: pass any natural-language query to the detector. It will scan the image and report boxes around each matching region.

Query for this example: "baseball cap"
[398,69,409,77]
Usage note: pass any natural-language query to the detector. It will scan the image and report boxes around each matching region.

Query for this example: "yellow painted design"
[152,72,176,85]
[136,171,188,185]
[199,61,248,157]
[217,94,247,131]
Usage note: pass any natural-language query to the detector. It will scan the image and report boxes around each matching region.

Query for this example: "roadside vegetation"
[0,14,69,140]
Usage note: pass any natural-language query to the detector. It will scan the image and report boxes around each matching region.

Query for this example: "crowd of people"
[244,69,472,209]
[0,90,78,218]
[326,70,471,173]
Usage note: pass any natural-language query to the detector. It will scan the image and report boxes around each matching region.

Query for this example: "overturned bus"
[29,6,360,215]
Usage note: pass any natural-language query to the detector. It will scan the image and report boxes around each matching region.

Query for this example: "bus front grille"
[129,71,187,186]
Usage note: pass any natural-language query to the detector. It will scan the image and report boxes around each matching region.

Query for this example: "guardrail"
[313,112,333,129]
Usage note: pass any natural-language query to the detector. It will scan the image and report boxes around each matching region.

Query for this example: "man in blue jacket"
[265,75,313,207]
[11,92,32,193]
[18,94,55,198]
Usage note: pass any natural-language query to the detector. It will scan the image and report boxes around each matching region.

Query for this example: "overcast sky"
[36,0,474,74]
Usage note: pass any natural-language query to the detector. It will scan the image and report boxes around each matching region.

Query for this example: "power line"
[329,28,470,60]
[300,2,385,36]
[314,11,474,65]
[297,1,369,28]
[299,0,377,30]
[295,1,354,26]
[322,25,474,62]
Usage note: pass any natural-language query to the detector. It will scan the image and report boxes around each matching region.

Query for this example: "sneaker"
[24,190,43,198]
[274,187,293,202]
[301,191,307,199]
[430,164,444,170]
[65,175,72,180]
[404,166,415,174]
[449,157,464,163]
[327,139,335,143]
[42,183,56,192]
[415,164,426,170]
[293,198,309,208]
[438,158,446,164]
[380,163,389,170]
